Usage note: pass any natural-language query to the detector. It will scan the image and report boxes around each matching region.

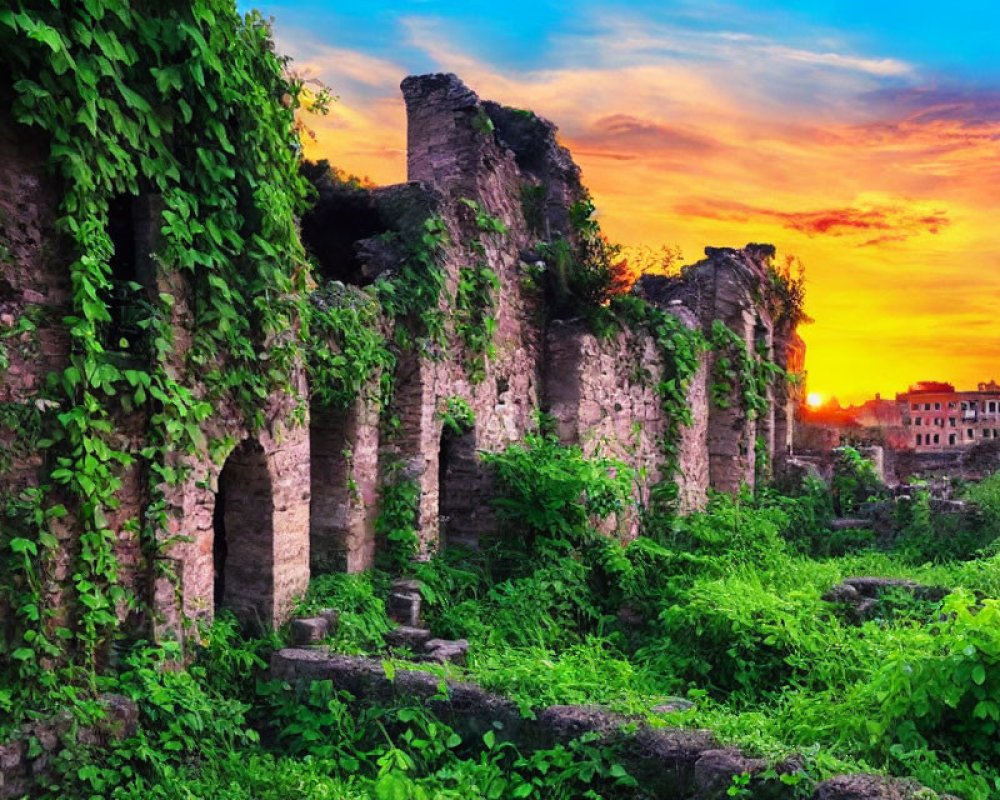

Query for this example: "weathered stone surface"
[423,638,469,665]
[0,694,137,798]
[387,580,425,626]
[693,748,769,799]
[385,625,432,650]
[269,649,952,800]
[545,316,709,523]
[831,518,873,530]
[813,773,951,800]
[823,577,950,623]
[291,616,331,645]
[653,697,697,714]
[319,608,340,629]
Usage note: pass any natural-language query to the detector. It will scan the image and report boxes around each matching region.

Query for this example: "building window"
[949,417,956,427]
[971,401,978,409]
[934,402,941,410]
[949,433,957,445]
[934,434,940,444]
[968,429,975,439]
[924,403,931,411]
[911,403,918,410]
[915,417,922,426]
[949,402,956,409]
[916,434,923,445]
[990,402,997,413]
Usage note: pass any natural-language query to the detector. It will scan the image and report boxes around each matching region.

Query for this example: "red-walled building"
[898,380,1000,451]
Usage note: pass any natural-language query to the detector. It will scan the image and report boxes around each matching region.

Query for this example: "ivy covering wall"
[0,0,314,697]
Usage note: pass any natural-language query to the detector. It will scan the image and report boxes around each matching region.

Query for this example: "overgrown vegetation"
[3,5,995,800]
[0,0,320,704]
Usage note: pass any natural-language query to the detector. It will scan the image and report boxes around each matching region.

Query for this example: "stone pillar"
[310,393,381,573]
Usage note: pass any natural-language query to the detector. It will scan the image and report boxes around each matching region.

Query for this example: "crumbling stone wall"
[310,395,381,573]
[637,244,797,495]
[2,69,805,642]
[545,317,709,520]
[346,75,543,557]
[0,103,71,494]
[0,100,311,643]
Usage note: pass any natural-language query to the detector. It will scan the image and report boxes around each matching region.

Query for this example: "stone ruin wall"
[0,71,803,641]
[545,317,710,521]
[0,102,311,646]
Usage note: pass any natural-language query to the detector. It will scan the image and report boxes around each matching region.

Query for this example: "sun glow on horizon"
[806,392,823,408]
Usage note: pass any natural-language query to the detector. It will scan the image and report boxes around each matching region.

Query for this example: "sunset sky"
[253,1,1000,404]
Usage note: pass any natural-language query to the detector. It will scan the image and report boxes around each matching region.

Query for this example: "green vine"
[374,217,449,356]
[0,2,316,701]
[437,396,475,436]
[307,282,394,411]
[374,462,421,574]
[709,321,784,421]
[598,295,707,510]
[455,199,505,382]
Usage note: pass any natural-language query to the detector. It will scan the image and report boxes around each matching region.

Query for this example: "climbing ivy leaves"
[0,1,312,686]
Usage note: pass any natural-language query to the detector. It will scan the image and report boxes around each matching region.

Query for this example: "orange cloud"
[275,13,1000,404]
[674,199,950,241]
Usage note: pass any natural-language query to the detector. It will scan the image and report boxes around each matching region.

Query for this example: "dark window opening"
[753,321,770,354]
[213,477,228,606]
[438,428,479,552]
[300,167,388,286]
[105,193,158,358]
[213,439,274,628]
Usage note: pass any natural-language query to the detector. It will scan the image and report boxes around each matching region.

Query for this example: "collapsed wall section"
[637,244,801,495]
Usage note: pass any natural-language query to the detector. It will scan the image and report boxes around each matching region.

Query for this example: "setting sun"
[806,393,823,408]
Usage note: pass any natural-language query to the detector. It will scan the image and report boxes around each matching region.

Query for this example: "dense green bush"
[831,446,885,515]
[482,432,633,556]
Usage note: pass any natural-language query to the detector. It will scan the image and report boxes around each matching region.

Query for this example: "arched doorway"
[213,439,274,626]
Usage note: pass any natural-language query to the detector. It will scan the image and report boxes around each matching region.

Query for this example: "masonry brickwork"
[0,72,803,642]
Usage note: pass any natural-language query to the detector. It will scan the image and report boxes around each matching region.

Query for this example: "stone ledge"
[269,648,956,800]
[0,693,137,799]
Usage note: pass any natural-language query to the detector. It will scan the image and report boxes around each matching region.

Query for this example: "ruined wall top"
[635,242,780,332]
[401,73,585,239]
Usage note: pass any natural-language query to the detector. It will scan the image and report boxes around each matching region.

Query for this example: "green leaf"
[9,538,38,556]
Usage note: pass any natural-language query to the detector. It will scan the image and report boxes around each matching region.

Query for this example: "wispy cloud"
[273,6,1000,402]
[675,199,950,242]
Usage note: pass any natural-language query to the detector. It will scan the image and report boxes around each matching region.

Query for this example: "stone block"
[385,626,432,650]
[423,638,469,665]
[318,608,340,632]
[291,616,331,645]
[693,748,768,800]
[387,591,422,627]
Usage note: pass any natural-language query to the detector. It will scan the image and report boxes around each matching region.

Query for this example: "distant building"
[898,380,1000,451]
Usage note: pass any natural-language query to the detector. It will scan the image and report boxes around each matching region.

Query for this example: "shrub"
[831,447,885,515]
[864,590,1000,759]
[482,433,633,556]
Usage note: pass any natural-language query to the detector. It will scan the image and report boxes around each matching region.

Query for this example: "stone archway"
[213,438,274,626]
